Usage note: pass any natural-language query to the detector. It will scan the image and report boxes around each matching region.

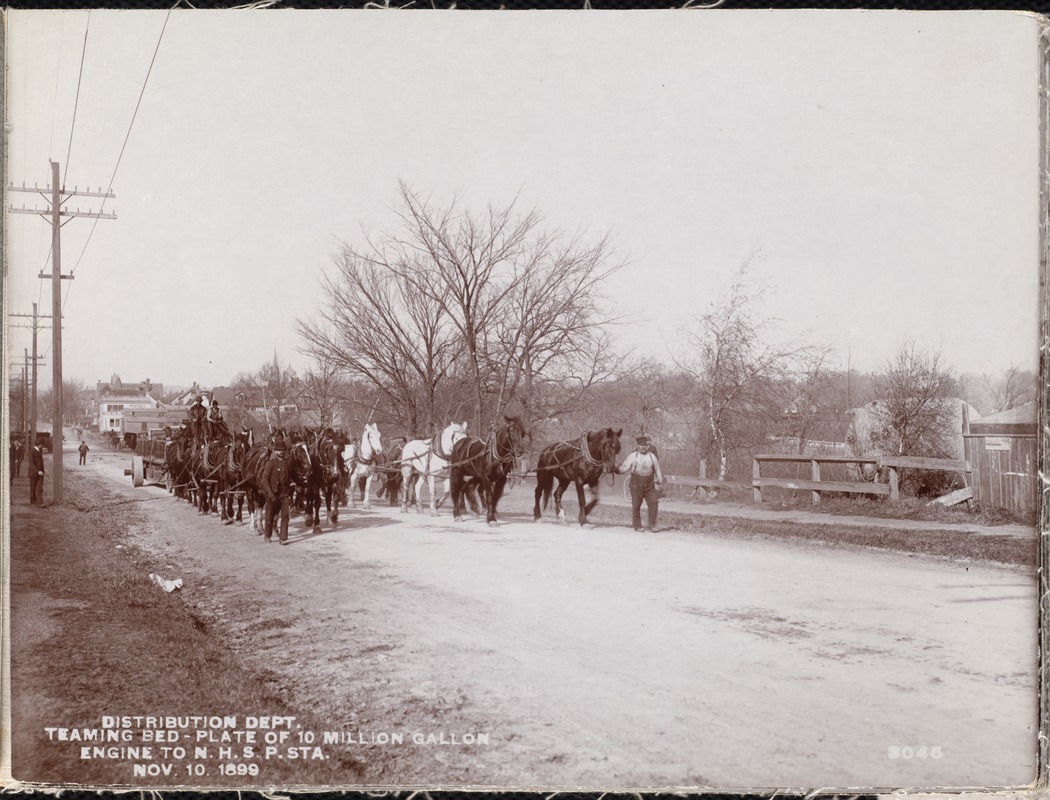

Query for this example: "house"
[95,375,164,433]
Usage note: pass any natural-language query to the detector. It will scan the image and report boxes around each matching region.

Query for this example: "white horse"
[400,422,468,516]
[348,423,384,509]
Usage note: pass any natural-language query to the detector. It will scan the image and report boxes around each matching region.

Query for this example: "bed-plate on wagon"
[124,436,172,489]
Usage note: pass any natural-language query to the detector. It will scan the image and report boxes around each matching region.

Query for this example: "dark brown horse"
[304,428,342,531]
[533,428,623,526]
[217,429,252,525]
[450,417,528,527]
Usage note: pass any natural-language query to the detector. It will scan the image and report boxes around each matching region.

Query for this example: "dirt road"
[13,438,1039,790]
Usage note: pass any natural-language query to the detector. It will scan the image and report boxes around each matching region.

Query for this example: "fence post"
[888,466,899,501]
[811,459,821,505]
[753,458,762,503]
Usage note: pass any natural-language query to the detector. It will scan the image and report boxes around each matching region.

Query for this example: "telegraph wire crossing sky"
[4,9,1041,391]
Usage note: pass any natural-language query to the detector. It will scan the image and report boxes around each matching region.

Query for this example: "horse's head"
[502,416,528,458]
[599,427,623,472]
[289,439,311,481]
[361,422,383,459]
[441,421,468,455]
[318,435,342,482]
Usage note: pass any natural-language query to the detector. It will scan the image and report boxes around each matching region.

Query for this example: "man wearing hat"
[261,439,292,544]
[618,435,664,532]
[189,394,207,443]
[208,400,226,439]
[28,441,45,506]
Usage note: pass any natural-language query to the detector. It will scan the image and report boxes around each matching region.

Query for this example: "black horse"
[450,416,528,527]
[304,429,342,531]
[374,439,406,507]
[165,428,194,502]
[217,429,252,525]
[533,428,623,526]
[243,442,274,535]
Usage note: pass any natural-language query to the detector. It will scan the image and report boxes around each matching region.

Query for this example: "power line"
[68,6,172,283]
[62,11,91,190]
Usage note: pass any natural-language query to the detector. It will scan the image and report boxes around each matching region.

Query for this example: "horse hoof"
[363,503,371,510]
[488,521,500,529]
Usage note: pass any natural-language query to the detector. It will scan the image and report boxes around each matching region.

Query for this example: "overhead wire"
[62,11,91,189]
[62,6,173,315]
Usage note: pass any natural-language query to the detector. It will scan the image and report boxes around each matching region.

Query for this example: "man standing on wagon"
[618,435,664,532]
[189,394,207,443]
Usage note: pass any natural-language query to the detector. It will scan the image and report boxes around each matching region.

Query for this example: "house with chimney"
[95,375,164,433]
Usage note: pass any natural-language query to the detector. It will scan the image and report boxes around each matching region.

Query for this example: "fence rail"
[746,453,971,505]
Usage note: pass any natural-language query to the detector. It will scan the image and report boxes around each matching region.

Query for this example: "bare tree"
[298,352,345,429]
[870,340,957,458]
[248,356,301,432]
[982,364,1037,414]
[484,228,625,426]
[777,345,837,455]
[298,244,462,435]
[675,258,816,480]
[300,182,625,434]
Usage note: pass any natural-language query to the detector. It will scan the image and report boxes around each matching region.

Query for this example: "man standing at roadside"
[618,435,664,532]
[78,440,89,465]
[262,441,292,545]
[28,442,45,506]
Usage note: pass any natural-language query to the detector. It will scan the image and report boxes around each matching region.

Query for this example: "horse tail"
[535,455,555,512]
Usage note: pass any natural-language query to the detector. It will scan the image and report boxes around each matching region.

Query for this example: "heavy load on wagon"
[125,434,173,490]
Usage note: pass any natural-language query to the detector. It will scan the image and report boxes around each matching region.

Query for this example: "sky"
[4,8,1043,393]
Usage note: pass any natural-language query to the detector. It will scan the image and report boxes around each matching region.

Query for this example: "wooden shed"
[962,403,1038,516]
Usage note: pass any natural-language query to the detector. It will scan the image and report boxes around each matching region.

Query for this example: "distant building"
[95,375,164,433]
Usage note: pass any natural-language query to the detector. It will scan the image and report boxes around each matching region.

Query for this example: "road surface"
[18,437,1040,789]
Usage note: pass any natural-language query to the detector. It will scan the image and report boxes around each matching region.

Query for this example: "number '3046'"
[888,746,943,759]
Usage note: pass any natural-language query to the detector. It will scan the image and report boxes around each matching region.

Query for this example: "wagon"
[124,435,172,489]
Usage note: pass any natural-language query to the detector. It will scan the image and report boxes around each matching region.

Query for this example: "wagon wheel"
[131,455,144,488]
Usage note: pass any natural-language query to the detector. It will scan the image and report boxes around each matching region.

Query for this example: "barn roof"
[968,402,1037,435]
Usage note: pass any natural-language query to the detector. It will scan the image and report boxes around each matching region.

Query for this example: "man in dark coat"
[261,442,292,545]
[189,395,207,442]
[78,440,90,465]
[28,443,45,506]
[13,440,23,477]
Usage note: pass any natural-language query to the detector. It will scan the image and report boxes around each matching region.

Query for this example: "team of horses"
[156,417,625,531]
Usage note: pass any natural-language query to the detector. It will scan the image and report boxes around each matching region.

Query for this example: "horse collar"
[579,433,602,468]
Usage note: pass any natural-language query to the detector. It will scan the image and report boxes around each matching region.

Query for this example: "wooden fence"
[663,451,974,501]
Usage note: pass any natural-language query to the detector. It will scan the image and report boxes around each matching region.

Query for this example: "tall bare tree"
[301,182,625,434]
[675,258,816,480]
[298,245,462,435]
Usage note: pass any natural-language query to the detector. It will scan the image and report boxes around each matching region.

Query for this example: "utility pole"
[9,304,51,451]
[8,162,115,503]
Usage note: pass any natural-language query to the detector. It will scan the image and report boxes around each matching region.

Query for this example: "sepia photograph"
[2,7,1043,792]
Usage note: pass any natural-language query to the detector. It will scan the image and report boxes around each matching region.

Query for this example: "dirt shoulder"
[8,451,368,788]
